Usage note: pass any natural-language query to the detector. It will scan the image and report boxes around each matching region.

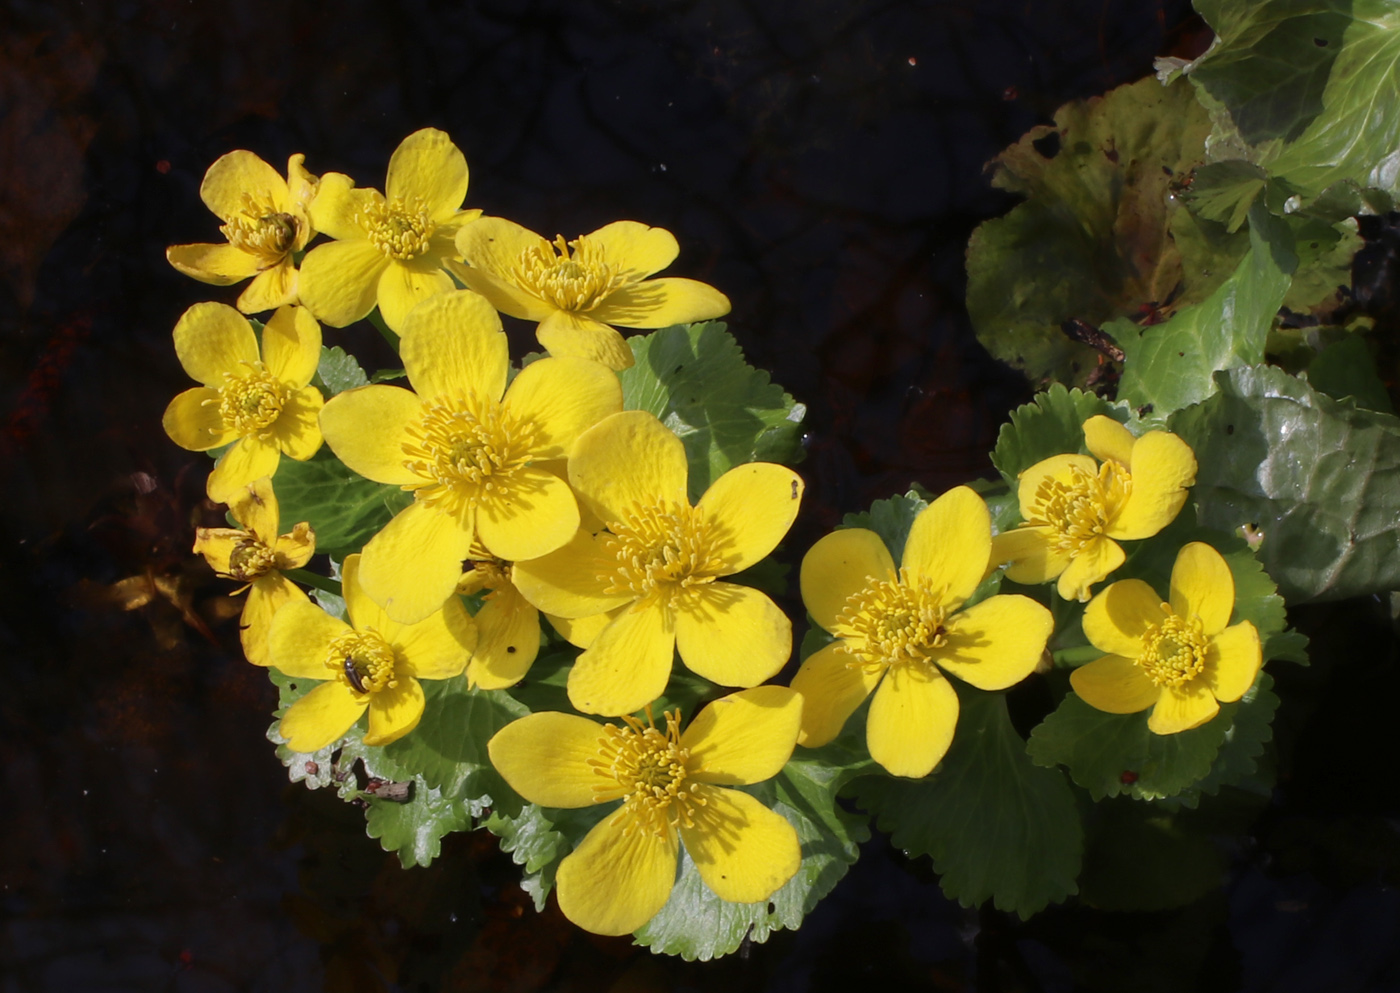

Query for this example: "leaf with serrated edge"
[840,490,928,562]
[991,384,1131,485]
[315,345,370,396]
[271,448,414,558]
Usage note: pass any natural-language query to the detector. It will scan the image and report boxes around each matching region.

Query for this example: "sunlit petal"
[501,356,622,459]
[1069,654,1159,714]
[469,585,539,689]
[297,239,389,328]
[537,310,635,370]
[475,465,579,562]
[241,574,309,668]
[319,384,422,486]
[674,583,790,687]
[1169,541,1234,637]
[260,305,322,387]
[1110,430,1197,540]
[789,641,882,747]
[200,150,288,219]
[364,676,426,746]
[270,386,324,461]
[994,526,1072,585]
[697,463,803,575]
[1016,454,1096,520]
[358,501,475,625]
[488,711,609,807]
[901,486,991,607]
[1147,680,1219,734]
[385,128,468,222]
[1082,579,1166,656]
[269,599,350,678]
[207,437,281,506]
[398,290,508,402]
[163,387,235,451]
[173,302,259,387]
[800,528,896,634]
[280,680,365,753]
[682,685,802,785]
[166,243,261,284]
[583,220,679,279]
[1082,415,1136,467]
[568,411,689,525]
[589,277,731,328]
[556,816,678,936]
[567,601,676,716]
[936,594,1051,690]
[1206,622,1261,703]
[1055,535,1125,603]
[512,529,630,618]
[866,662,959,779]
[681,785,799,904]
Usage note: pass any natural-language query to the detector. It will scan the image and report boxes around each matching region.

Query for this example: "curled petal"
[233,473,283,536]
[996,526,1073,586]
[166,243,260,284]
[308,173,370,242]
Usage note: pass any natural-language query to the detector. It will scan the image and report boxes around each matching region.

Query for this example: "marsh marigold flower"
[791,486,1052,778]
[166,151,318,314]
[991,415,1197,602]
[319,290,622,625]
[298,128,481,333]
[452,217,731,370]
[488,686,803,936]
[270,554,476,752]
[162,302,324,505]
[194,476,314,667]
[455,558,540,689]
[512,410,803,716]
[1070,541,1262,734]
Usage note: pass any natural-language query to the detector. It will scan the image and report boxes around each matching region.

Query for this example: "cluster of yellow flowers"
[163,129,1265,939]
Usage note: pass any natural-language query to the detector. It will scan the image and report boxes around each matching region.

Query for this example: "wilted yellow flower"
[161,303,324,505]
[991,415,1197,602]
[194,476,314,667]
[166,151,318,314]
[512,410,803,716]
[270,554,476,752]
[791,486,1053,778]
[488,686,803,936]
[1070,541,1262,734]
[298,128,481,332]
[452,218,730,370]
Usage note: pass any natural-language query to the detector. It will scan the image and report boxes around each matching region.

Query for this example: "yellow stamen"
[836,570,948,673]
[587,709,704,837]
[214,361,287,436]
[400,393,540,515]
[359,195,435,260]
[1136,609,1210,687]
[599,501,725,605]
[221,192,299,267]
[1029,461,1132,553]
[227,537,276,582]
[509,234,627,312]
[325,630,399,695]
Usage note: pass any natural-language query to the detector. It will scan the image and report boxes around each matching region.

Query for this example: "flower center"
[400,393,540,513]
[588,710,704,837]
[599,501,726,604]
[325,630,399,695]
[509,234,627,312]
[1029,461,1132,552]
[221,192,299,266]
[228,537,276,582]
[360,196,435,260]
[216,363,287,436]
[1137,611,1210,687]
[836,571,948,673]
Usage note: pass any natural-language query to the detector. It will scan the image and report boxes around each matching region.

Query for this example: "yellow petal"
[364,675,427,745]
[1055,536,1125,603]
[682,685,802,785]
[269,599,350,678]
[512,529,631,618]
[697,463,803,575]
[163,387,234,451]
[297,238,389,327]
[280,680,365,752]
[994,526,1072,584]
[270,385,324,461]
[1206,622,1261,703]
[501,356,622,459]
[556,815,678,936]
[469,586,540,689]
[1082,579,1166,657]
[799,528,897,634]
[1069,654,1159,714]
[568,411,688,525]
[567,601,676,716]
[537,310,635,370]
[590,277,731,329]
[901,486,991,607]
[1147,681,1219,734]
[475,465,580,562]
[1110,431,1198,540]
[453,217,558,319]
[207,437,280,505]
[200,149,287,219]
[936,594,1051,690]
[487,711,610,807]
[260,305,321,387]
[546,608,616,649]
[319,384,423,486]
[307,172,368,242]
[236,264,299,315]
[673,583,790,687]
[393,595,476,681]
[376,259,455,333]
[339,553,387,633]
[450,261,556,321]
[193,526,241,575]
[385,128,468,223]
[273,522,316,570]
[1169,541,1234,638]
[584,220,679,279]
[358,501,475,625]
[866,662,959,778]
[789,641,882,747]
[681,784,799,903]
[166,243,261,284]
[398,289,508,403]
[173,302,259,387]
[241,574,309,667]
[1017,454,1097,520]
[1082,415,1136,466]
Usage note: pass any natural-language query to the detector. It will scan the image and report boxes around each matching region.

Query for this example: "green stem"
[1052,644,1103,666]
[285,568,342,597]
[367,308,400,352]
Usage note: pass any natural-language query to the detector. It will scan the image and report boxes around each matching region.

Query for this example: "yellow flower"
[319,290,622,625]
[297,128,481,332]
[455,559,540,689]
[511,410,804,716]
[1070,541,1262,734]
[270,554,476,752]
[452,217,731,370]
[991,415,1198,602]
[162,303,324,505]
[488,686,803,936]
[791,486,1053,778]
[194,476,314,667]
[166,152,319,314]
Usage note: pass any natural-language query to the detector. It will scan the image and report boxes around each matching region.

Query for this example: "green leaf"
[620,323,807,501]
[1076,798,1227,911]
[1282,215,1361,314]
[315,345,370,396]
[1169,363,1400,602]
[272,448,414,558]
[849,687,1082,918]
[1185,672,1281,803]
[990,384,1131,484]
[840,490,928,562]
[364,778,474,868]
[1185,160,1269,232]
[1305,333,1393,412]
[483,803,611,910]
[1114,203,1294,424]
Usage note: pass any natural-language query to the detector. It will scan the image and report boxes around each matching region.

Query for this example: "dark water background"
[3,1,1399,990]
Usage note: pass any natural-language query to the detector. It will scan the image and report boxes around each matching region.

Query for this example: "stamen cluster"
[588,711,702,837]
[401,394,539,508]
[221,192,299,265]
[600,501,725,603]
[1137,611,1210,687]
[216,363,287,435]
[837,572,948,673]
[1031,461,1131,552]
[227,537,276,582]
[511,234,626,311]
[361,196,435,260]
[325,630,399,695]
